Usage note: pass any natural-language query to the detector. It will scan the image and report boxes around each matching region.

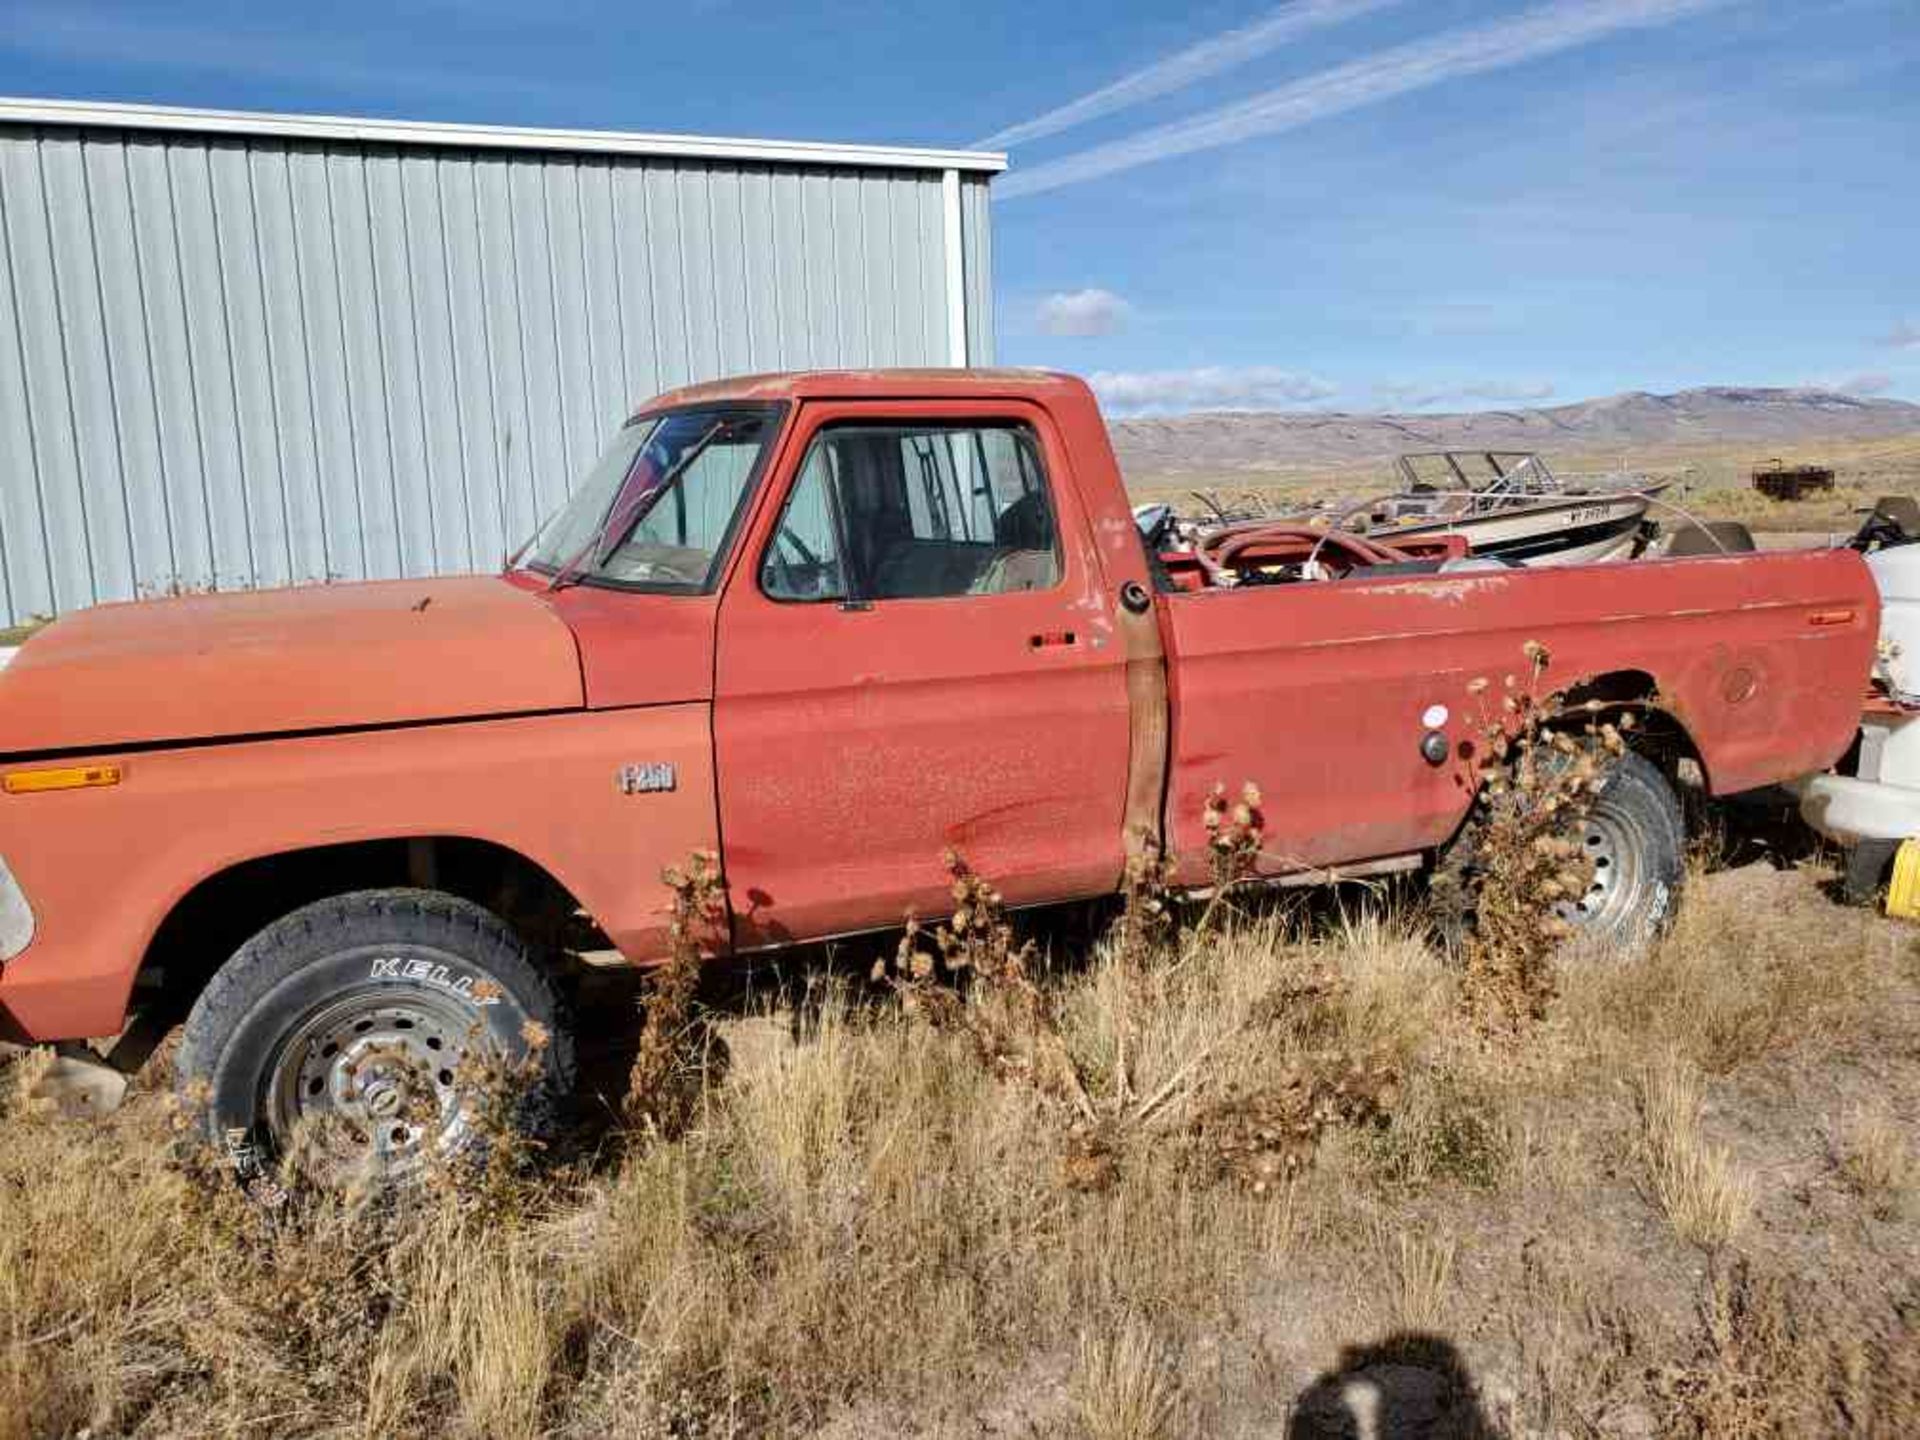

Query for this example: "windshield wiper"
[546,419,728,593]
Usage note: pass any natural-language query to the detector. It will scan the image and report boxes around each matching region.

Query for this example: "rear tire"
[175,888,575,1190]
[1432,749,1685,960]
[1556,750,1686,954]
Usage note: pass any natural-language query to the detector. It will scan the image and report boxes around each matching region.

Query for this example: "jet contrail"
[977,0,1403,150]
[996,0,1733,199]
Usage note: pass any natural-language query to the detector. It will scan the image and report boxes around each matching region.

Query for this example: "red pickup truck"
[0,370,1876,1176]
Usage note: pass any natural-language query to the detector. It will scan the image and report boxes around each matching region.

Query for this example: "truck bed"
[1155,545,1876,879]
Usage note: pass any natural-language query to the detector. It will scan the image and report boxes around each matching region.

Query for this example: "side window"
[765,421,1060,602]
[761,445,848,601]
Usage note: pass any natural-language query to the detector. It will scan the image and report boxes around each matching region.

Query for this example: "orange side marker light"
[2,763,123,795]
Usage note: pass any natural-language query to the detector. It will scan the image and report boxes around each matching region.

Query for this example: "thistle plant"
[1191,781,1265,943]
[624,849,726,1138]
[1203,780,1265,890]
[873,849,1096,1119]
[1442,640,1635,1035]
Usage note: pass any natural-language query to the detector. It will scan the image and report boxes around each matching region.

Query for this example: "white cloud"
[978,0,1401,150]
[1035,288,1131,337]
[1090,366,1338,414]
[1821,372,1897,397]
[1877,322,1920,351]
[1374,379,1558,409]
[997,0,1734,200]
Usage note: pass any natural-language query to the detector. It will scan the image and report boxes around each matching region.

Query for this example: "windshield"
[517,406,780,591]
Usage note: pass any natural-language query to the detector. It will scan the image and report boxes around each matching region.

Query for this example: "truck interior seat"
[870,540,992,597]
[968,492,1061,594]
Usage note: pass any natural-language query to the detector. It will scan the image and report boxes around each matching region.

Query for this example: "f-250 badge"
[617,761,678,795]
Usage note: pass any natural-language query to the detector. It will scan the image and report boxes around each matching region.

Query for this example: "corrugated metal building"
[0,98,1003,625]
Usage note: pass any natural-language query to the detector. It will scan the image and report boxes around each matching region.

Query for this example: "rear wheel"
[175,888,574,1189]
[1553,751,1686,951]
[1434,749,1685,959]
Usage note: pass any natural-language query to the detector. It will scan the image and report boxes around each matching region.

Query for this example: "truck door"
[713,400,1133,949]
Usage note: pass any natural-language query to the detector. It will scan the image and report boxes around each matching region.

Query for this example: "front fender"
[0,706,715,1042]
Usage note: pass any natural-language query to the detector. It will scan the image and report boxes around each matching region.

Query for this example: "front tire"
[175,888,575,1189]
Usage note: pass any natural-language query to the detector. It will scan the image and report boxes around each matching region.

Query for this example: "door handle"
[1029,630,1078,650]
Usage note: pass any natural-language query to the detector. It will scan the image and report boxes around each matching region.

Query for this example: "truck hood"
[0,577,586,756]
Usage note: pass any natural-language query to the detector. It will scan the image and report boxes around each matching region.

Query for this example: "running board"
[1185,851,1423,900]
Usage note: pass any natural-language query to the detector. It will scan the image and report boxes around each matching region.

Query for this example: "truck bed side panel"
[1159,548,1876,876]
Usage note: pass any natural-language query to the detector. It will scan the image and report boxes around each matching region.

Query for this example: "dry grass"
[1562,866,1886,1076]
[1068,1317,1183,1440]
[1636,1056,1754,1250]
[1838,1101,1916,1220]
[1382,1229,1458,1333]
[2,844,1916,1434]
[1362,1063,1514,1193]
[1632,433,1920,533]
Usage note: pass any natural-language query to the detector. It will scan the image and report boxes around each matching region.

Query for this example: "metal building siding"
[961,175,995,364]
[0,124,994,624]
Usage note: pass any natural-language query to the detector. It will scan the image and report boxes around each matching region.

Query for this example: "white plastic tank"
[1868,545,1920,705]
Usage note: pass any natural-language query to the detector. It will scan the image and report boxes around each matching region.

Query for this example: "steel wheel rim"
[265,989,476,1183]
[1557,808,1642,937]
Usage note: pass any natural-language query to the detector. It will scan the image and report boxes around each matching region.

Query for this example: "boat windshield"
[1393,451,1560,500]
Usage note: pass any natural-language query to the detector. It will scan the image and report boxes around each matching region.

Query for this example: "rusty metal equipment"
[1752,458,1835,501]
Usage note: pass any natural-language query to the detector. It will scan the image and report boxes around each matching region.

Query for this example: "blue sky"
[1,0,1914,415]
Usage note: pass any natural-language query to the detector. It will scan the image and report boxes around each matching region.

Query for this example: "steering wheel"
[775,528,821,569]
[1194,522,1402,583]
[766,528,829,596]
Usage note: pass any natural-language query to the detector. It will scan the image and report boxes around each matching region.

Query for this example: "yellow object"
[1,763,122,795]
[1887,839,1920,920]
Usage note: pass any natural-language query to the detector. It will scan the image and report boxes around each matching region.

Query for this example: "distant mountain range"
[1109,387,1920,475]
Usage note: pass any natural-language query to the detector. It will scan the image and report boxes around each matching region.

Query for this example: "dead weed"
[1656,1257,1920,1437]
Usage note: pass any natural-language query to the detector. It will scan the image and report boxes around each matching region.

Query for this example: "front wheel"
[175,889,575,1189]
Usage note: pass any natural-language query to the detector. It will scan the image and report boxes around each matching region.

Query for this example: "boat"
[1335,450,1668,567]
